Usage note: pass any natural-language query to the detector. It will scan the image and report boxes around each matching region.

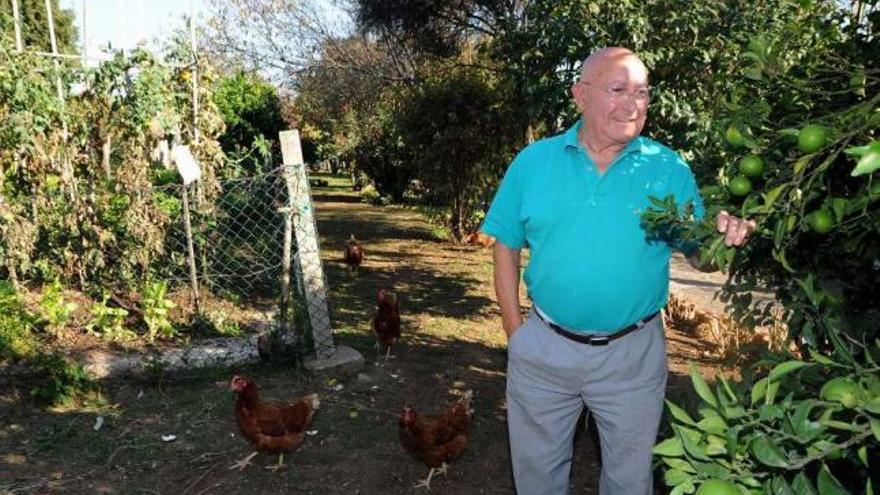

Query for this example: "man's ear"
[571,83,587,113]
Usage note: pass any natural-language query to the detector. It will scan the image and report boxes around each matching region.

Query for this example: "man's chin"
[612,129,641,143]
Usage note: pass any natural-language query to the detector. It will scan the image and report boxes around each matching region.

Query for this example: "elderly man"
[481,47,753,495]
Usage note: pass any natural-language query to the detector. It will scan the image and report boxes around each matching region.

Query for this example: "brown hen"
[399,390,474,489]
[229,375,319,471]
[343,234,364,270]
[373,288,401,360]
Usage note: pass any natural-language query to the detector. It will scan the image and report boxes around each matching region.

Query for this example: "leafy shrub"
[29,351,95,406]
[142,279,177,342]
[192,310,242,337]
[38,280,77,331]
[0,280,36,360]
[655,358,878,494]
[86,294,133,341]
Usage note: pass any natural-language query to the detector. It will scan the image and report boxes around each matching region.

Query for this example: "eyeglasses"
[578,81,651,104]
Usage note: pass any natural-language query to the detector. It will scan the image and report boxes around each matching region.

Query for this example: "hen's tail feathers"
[458,389,474,415]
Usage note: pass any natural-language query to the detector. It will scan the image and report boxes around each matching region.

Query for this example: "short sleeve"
[481,151,528,249]
[671,157,705,255]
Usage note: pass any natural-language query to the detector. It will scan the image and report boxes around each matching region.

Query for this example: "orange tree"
[641,2,879,493]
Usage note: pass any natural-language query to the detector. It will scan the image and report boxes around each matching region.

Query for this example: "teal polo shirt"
[481,120,705,333]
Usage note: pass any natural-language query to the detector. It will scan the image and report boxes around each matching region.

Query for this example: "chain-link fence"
[156,164,335,359]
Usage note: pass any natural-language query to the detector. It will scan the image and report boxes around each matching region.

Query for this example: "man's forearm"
[493,242,523,337]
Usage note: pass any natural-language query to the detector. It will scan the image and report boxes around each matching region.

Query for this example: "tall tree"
[213,71,288,159]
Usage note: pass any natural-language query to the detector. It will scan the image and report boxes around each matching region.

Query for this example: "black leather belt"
[535,310,660,346]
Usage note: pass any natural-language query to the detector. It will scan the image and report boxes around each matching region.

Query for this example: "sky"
[58,0,210,61]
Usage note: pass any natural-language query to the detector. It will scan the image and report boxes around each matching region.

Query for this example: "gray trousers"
[506,310,667,495]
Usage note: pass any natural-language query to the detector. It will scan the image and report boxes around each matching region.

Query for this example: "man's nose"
[618,95,640,113]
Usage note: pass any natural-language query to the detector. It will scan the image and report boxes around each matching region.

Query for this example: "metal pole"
[190,0,200,144]
[45,0,65,111]
[11,0,23,52]
[181,183,201,312]
[81,0,87,66]
[118,0,125,53]
[45,0,70,156]
[280,175,294,332]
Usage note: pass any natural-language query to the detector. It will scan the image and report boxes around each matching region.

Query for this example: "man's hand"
[503,315,524,339]
[717,211,756,247]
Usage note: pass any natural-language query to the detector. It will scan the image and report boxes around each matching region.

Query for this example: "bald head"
[570,46,649,149]
[578,47,647,83]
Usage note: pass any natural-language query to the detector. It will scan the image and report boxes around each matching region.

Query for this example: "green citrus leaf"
[654,437,686,457]
[769,361,812,382]
[751,436,791,468]
[766,380,781,405]
[852,151,880,177]
[808,350,839,367]
[772,476,796,495]
[817,464,850,495]
[792,472,818,495]
[690,362,718,408]
[674,425,711,461]
[751,377,769,405]
[667,400,698,426]
[724,406,746,419]
[663,457,697,473]
[670,481,695,495]
[844,141,880,157]
[863,397,880,414]
[665,469,693,487]
[705,435,728,456]
[696,415,728,436]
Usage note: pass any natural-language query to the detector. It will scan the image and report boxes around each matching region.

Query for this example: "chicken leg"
[229,451,258,471]
[414,463,449,489]
[265,453,285,472]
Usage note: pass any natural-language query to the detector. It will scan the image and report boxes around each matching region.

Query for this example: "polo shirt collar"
[563,119,644,158]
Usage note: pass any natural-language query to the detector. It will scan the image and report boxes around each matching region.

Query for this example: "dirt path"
[0,174,731,495]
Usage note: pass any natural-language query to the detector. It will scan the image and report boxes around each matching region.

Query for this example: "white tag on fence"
[171,145,202,185]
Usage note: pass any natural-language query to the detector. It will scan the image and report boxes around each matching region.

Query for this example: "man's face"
[572,54,650,146]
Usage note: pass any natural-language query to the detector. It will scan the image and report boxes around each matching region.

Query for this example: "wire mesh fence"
[156,164,335,359]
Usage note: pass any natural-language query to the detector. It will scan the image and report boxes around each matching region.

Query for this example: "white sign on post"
[171,145,201,185]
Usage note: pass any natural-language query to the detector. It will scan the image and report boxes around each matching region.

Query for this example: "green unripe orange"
[798,125,827,153]
[696,479,741,495]
[808,210,835,234]
[739,155,764,177]
[725,126,746,147]
[728,176,753,197]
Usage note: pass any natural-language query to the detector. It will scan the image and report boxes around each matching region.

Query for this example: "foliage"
[29,351,96,406]
[193,309,242,337]
[85,294,133,342]
[38,279,77,331]
[392,58,519,238]
[0,32,225,292]
[0,280,36,361]
[212,71,287,172]
[642,2,879,354]
[0,0,78,54]
[640,2,880,493]
[141,279,177,342]
[654,358,879,495]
